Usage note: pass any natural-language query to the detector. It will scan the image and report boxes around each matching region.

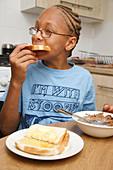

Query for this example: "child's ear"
[65,37,76,51]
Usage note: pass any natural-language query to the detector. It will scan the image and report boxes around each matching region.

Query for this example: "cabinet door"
[91,0,106,20]
[20,0,106,21]
[74,0,106,20]
[74,0,93,17]
[36,0,60,9]
[95,94,113,111]
[59,0,76,11]
[92,74,113,110]
[58,0,92,13]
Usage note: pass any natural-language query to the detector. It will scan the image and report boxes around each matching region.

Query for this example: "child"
[0,5,96,135]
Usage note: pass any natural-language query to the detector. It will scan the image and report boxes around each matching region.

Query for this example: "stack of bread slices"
[15,124,69,156]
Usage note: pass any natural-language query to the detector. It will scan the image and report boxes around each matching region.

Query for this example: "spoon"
[57,108,107,125]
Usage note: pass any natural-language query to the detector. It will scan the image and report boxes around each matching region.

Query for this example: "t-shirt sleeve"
[82,76,97,111]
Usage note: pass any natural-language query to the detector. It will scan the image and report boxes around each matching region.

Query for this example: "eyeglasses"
[29,27,73,38]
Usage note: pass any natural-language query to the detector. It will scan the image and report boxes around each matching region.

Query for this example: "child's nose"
[34,30,43,40]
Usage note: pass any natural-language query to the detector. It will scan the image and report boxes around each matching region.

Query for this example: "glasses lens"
[29,27,37,35]
[29,27,52,38]
[42,30,51,38]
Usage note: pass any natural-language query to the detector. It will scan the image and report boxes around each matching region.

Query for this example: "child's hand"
[9,43,37,86]
[103,104,113,113]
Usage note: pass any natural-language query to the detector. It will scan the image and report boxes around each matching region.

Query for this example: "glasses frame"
[29,27,73,38]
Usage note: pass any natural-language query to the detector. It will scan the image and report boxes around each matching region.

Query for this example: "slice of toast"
[26,45,50,51]
[15,132,69,156]
[25,124,67,145]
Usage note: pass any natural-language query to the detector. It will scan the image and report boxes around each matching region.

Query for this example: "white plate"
[6,129,84,160]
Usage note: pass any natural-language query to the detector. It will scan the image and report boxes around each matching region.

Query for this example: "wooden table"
[0,121,113,170]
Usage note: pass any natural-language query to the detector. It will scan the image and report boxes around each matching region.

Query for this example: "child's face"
[32,7,74,61]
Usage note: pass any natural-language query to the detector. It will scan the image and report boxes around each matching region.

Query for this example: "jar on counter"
[2,44,14,55]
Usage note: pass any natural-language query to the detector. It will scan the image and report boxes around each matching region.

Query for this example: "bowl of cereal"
[72,111,113,138]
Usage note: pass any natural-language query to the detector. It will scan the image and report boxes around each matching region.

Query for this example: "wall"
[72,23,94,57]
[0,0,113,56]
[0,0,38,54]
[92,0,113,55]
[73,0,113,57]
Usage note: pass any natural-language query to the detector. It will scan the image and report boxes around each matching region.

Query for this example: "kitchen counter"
[77,64,113,76]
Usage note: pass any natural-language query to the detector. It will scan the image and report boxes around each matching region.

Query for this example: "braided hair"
[54,5,82,57]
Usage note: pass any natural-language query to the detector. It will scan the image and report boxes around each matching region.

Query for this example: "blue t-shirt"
[1,61,96,129]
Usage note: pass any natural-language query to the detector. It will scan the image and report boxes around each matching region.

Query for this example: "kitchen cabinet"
[59,0,106,21]
[20,0,107,21]
[74,0,106,20]
[92,73,113,111]
[20,0,60,14]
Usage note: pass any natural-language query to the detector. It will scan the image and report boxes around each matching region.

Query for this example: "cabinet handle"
[60,0,93,10]
[97,85,113,91]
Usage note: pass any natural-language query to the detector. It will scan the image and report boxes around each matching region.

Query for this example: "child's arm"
[0,44,37,135]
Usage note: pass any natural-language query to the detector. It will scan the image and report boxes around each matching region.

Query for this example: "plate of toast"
[6,124,84,160]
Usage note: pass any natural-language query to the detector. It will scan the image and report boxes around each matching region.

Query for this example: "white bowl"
[72,111,113,138]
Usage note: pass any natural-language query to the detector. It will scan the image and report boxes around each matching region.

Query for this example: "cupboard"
[20,0,107,21]
[92,73,113,111]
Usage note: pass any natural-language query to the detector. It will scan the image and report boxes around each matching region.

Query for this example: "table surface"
[0,121,113,170]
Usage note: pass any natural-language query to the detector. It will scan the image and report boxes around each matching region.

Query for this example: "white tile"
[0,0,19,10]
[16,28,32,44]
[92,35,113,55]
[94,23,112,37]
[0,0,4,8]
[81,23,94,39]
[18,12,38,29]
[0,26,19,44]
[0,8,19,28]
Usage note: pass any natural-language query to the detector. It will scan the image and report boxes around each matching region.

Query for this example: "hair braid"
[54,5,82,57]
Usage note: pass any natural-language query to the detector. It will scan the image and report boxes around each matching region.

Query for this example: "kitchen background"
[0,0,113,56]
